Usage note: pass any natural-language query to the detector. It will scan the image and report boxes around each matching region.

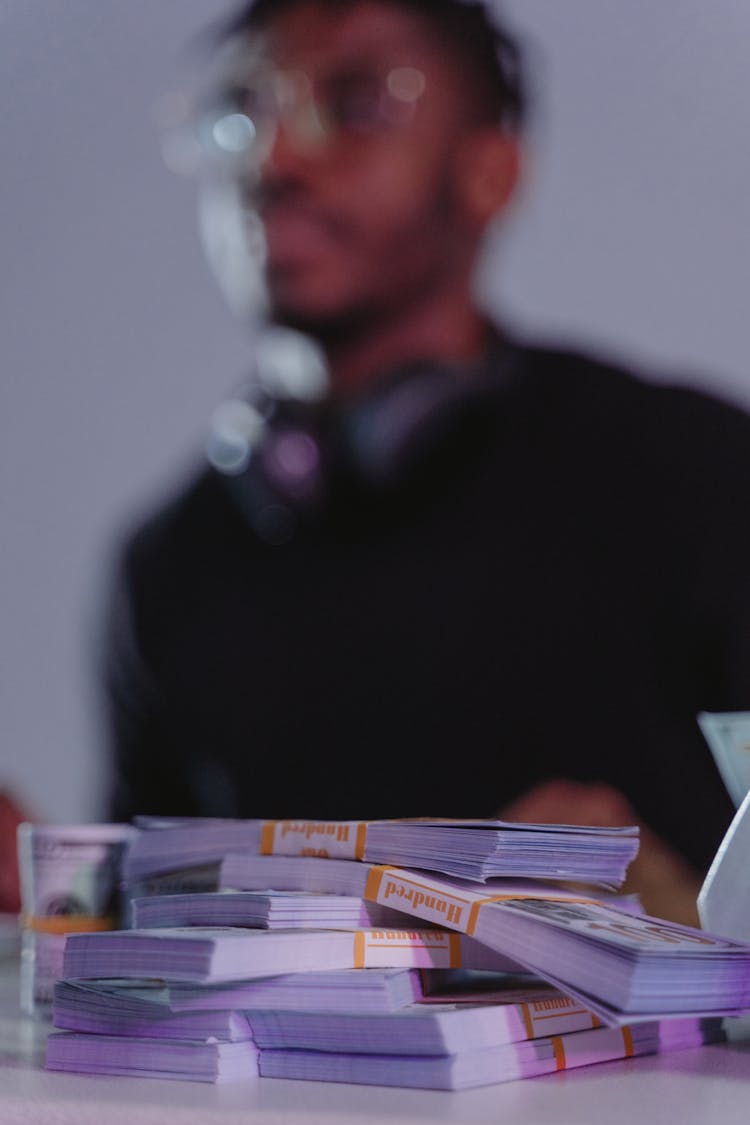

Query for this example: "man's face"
[235,1,491,340]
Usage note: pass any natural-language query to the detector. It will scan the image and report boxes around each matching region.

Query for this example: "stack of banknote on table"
[120,814,640,895]
[45,816,750,1088]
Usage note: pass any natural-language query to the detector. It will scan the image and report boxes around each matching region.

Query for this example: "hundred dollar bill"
[699,786,750,944]
[698,711,750,808]
[17,822,136,1012]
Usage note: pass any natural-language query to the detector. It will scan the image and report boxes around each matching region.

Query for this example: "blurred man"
[101,0,750,923]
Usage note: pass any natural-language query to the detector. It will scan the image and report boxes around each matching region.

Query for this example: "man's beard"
[266,290,384,353]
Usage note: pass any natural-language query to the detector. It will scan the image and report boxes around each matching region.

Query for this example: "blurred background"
[2,0,749,825]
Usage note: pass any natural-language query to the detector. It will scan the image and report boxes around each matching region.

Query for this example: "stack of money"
[43,816,750,1087]
[47,976,725,1088]
[121,815,640,900]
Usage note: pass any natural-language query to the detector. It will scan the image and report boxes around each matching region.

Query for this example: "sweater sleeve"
[100,551,198,823]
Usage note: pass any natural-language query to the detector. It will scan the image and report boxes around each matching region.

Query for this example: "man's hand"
[0,791,29,914]
[499,778,703,927]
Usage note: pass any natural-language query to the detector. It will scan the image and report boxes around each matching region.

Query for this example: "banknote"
[698,711,750,807]
[17,822,135,1012]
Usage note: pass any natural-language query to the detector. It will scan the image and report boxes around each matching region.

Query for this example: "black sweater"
[102,338,750,874]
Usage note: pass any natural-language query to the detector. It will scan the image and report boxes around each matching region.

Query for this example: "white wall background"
[2,1,749,825]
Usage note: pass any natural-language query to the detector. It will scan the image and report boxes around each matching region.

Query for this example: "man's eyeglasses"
[161,61,427,178]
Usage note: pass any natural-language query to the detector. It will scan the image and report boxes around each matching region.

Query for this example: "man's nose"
[259,107,330,180]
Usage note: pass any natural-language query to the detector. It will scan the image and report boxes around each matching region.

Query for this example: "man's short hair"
[215,0,526,130]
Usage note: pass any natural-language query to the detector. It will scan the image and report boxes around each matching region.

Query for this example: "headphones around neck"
[207,329,518,544]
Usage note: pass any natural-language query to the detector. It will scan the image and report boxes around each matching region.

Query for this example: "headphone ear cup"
[341,362,498,488]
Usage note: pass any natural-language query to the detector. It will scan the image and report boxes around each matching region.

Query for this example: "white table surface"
[3,952,750,1125]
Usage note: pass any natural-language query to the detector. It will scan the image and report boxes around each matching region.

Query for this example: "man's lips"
[260,203,344,268]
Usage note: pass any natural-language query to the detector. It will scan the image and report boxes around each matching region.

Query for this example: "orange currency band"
[353,930,461,968]
[353,931,365,968]
[21,914,118,935]
[363,866,475,917]
[521,1001,601,1036]
[259,821,276,855]
[259,820,368,860]
[552,1036,567,1070]
[520,1002,535,1041]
